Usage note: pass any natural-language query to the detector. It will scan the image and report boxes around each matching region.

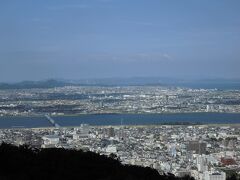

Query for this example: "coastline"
[9,123,240,130]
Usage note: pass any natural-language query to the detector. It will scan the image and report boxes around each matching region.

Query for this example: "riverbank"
[0,113,240,129]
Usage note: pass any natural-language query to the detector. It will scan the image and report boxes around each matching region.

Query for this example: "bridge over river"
[44,114,60,128]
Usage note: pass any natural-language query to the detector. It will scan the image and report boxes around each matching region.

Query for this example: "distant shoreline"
[7,123,240,130]
[1,111,240,118]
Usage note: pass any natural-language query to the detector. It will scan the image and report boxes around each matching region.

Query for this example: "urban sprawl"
[0,125,239,180]
[0,86,240,116]
[0,86,240,180]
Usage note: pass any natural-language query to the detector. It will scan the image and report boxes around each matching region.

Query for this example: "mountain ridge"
[1,77,240,90]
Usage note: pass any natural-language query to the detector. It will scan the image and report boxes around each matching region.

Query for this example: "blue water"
[0,113,240,128]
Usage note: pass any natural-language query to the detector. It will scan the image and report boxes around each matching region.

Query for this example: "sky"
[0,0,240,82]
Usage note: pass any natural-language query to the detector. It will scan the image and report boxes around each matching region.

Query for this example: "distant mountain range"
[0,77,240,90]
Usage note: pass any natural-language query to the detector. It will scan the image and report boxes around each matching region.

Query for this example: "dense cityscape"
[0,85,240,179]
[0,124,239,179]
[0,86,240,116]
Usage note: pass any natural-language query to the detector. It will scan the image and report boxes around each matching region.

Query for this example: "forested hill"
[0,143,194,180]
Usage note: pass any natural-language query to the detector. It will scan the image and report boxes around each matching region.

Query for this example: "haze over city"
[0,0,240,82]
[1,1,240,180]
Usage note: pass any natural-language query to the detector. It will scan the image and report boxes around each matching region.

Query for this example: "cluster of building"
[0,86,240,116]
[0,124,239,180]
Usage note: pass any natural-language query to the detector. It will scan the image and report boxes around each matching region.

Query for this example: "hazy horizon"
[0,0,240,82]
[1,76,240,85]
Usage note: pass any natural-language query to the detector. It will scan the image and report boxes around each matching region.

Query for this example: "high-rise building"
[196,155,208,172]
[187,141,206,154]
[79,124,90,138]
[107,127,115,138]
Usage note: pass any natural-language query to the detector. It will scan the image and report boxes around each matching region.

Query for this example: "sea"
[0,113,240,129]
